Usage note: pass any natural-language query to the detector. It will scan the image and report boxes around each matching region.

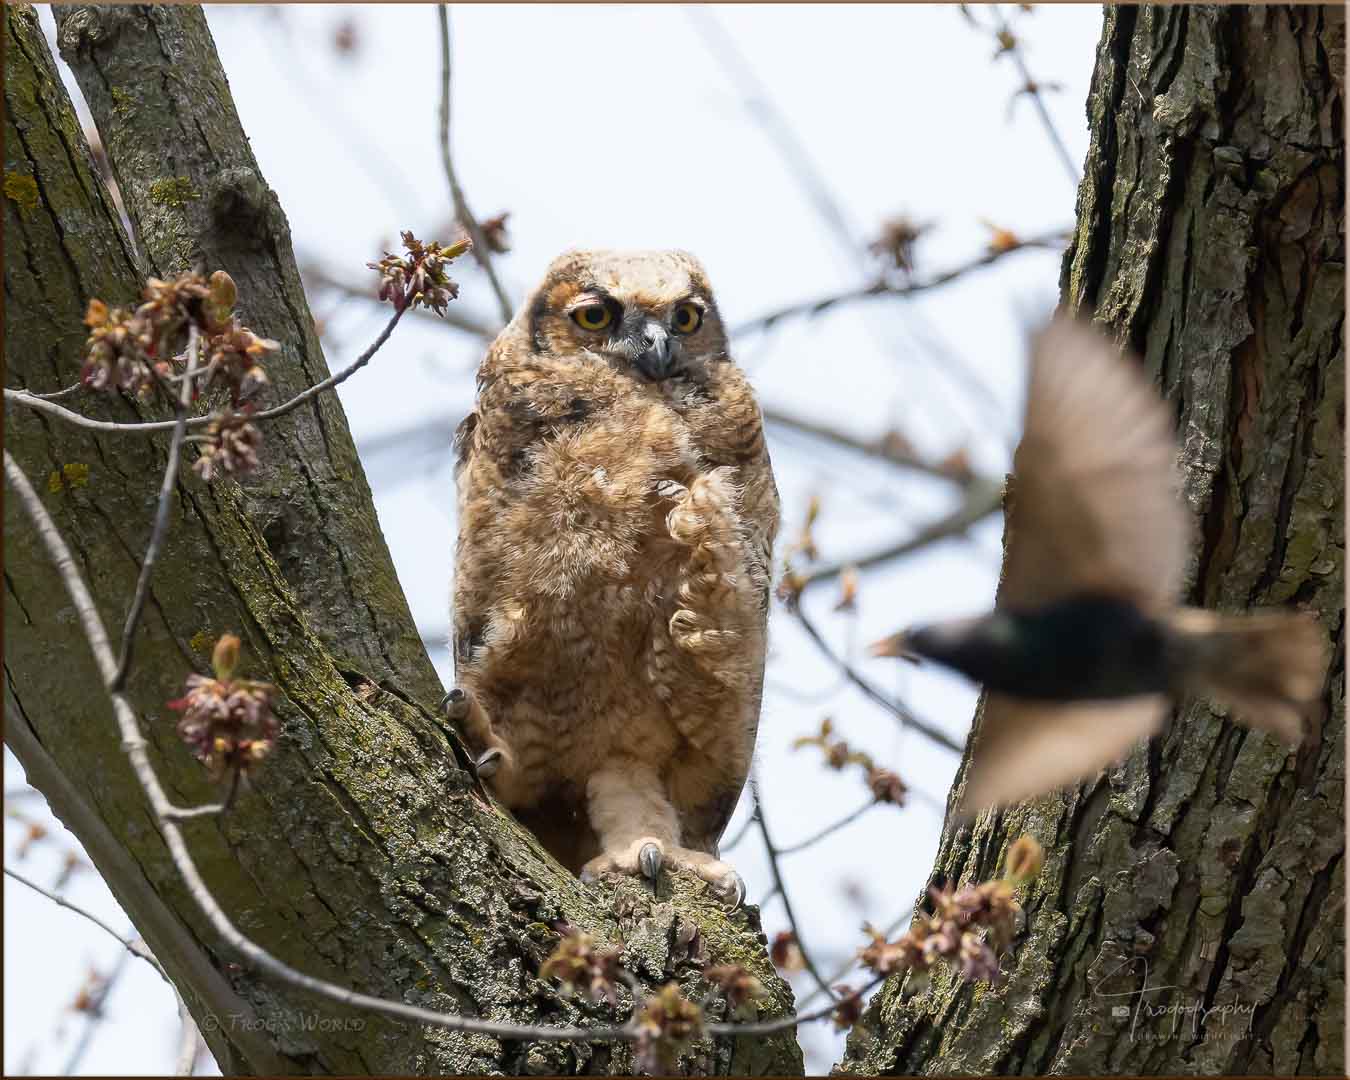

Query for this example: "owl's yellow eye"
[671,302,703,335]
[571,304,613,332]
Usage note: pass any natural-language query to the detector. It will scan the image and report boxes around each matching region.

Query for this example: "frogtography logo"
[198,1011,367,1036]
[1088,945,1255,1044]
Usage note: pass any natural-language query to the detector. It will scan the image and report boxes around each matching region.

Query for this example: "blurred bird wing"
[1001,318,1189,610]
[956,693,1168,817]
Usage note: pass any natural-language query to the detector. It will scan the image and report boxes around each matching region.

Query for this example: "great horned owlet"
[445,250,779,902]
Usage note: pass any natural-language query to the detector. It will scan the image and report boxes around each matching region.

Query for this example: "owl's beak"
[634,321,676,382]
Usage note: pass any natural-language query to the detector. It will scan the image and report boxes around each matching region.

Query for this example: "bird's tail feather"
[1166,608,1327,744]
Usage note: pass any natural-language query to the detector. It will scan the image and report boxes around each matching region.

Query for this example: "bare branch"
[763,406,977,485]
[4,309,405,436]
[3,866,170,984]
[26,381,84,401]
[175,994,203,1076]
[989,6,1081,188]
[110,326,201,690]
[301,259,501,340]
[437,6,514,325]
[797,477,1004,594]
[789,603,963,754]
[749,775,841,1004]
[249,309,406,424]
[733,231,1068,337]
[774,799,878,856]
[684,7,861,257]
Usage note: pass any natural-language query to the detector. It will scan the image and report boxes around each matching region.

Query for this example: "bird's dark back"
[929,595,1174,701]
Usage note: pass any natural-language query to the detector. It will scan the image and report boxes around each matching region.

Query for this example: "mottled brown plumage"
[448,250,779,899]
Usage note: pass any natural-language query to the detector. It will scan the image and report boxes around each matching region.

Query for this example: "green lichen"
[148,176,198,208]
[47,463,90,492]
[4,171,39,212]
[110,86,134,118]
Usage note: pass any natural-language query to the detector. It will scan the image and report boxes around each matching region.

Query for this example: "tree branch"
[796,477,1004,594]
[4,866,170,984]
[301,259,501,340]
[763,406,976,485]
[4,309,405,436]
[989,6,1081,188]
[789,603,963,754]
[732,232,1068,337]
[436,5,513,325]
[750,776,840,1004]
[774,800,878,857]
[110,326,201,689]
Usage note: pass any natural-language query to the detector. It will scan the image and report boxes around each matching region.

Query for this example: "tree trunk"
[3,6,801,1075]
[838,5,1344,1075]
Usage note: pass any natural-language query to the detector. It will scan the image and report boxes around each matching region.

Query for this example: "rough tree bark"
[3,6,801,1075]
[839,5,1344,1075]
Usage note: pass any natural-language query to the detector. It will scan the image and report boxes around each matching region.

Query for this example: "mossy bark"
[3,6,802,1075]
[837,6,1344,1075]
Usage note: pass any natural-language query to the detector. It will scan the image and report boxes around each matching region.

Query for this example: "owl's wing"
[955,693,1168,817]
[699,405,781,854]
[1000,317,1188,611]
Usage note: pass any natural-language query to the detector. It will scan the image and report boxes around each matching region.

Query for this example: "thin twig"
[707,972,888,1037]
[249,309,405,423]
[797,477,1005,594]
[990,6,1081,189]
[796,911,912,1014]
[27,381,84,401]
[775,800,879,856]
[301,260,501,340]
[763,407,976,485]
[718,811,757,854]
[63,946,134,1075]
[437,5,513,325]
[4,866,170,984]
[750,774,839,1004]
[3,449,858,1047]
[733,232,1068,337]
[175,994,203,1076]
[111,326,201,690]
[791,603,962,754]
[3,310,405,436]
[684,7,861,257]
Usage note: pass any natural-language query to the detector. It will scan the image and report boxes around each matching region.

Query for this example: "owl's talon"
[440,687,469,721]
[475,748,504,779]
[718,871,747,909]
[639,842,664,882]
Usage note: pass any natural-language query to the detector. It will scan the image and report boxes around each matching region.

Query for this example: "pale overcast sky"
[7,5,1103,1074]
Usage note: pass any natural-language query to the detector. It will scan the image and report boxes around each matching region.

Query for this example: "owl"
[444,250,779,903]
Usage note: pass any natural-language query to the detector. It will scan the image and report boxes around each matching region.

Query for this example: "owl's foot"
[440,686,519,794]
[580,839,746,907]
[474,748,505,779]
[440,687,471,721]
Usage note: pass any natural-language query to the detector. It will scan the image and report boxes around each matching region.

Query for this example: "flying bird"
[871,317,1326,816]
